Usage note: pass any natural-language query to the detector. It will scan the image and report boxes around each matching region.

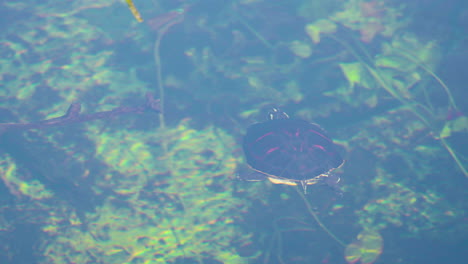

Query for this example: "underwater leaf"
[305,19,337,44]
[345,230,383,264]
[289,40,312,58]
[283,80,304,102]
[440,116,468,138]
[375,55,411,71]
[358,230,383,264]
[248,76,263,89]
[339,62,363,88]
[413,144,440,156]
[331,0,406,42]
[392,34,437,65]
[344,243,362,264]
[391,78,412,99]
[364,94,378,108]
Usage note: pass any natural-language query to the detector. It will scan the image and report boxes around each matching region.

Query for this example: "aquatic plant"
[1,2,121,117]
[125,0,143,22]
[331,0,406,42]
[40,119,259,263]
[0,154,53,200]
[301,0,466,179]
[232,0,466,262]
[1,0,466,263]
[152,7,186,133]
[344,229,383,264]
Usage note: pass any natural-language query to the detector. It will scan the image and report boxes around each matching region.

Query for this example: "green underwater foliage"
[1,0,467,263]
[0,154,53,199]
[41,120,257,263]
[0,0,146,119]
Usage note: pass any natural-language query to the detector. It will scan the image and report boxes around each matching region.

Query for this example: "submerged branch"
[0,93,161,135]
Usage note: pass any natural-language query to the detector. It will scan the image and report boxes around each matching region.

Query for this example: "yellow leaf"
[125,0,143,22]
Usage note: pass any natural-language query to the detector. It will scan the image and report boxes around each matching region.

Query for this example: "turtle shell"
[242,114,343,189]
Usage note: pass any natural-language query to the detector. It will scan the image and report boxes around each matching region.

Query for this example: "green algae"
[0,154,53,199]
[40,119,259,263]
[1,0,466,263]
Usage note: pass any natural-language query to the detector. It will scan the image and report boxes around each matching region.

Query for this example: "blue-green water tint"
[0,0,467,263]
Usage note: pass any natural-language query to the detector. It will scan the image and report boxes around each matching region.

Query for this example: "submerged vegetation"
[1,0,466,263]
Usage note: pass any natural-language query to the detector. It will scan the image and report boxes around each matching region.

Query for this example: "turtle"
[241,108,344,193]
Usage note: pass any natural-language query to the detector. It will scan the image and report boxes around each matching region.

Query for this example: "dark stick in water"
[0,93,160,134]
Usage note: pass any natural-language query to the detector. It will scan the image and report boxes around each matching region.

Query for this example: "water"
[0,0,466,263]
